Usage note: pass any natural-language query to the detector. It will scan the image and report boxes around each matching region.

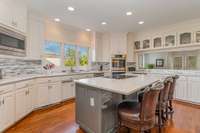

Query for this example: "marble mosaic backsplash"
[0,58,42,78]
[91,62,110,71]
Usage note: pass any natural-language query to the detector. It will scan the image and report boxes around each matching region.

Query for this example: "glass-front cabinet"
[165,34,176,47]
[173,56,184,69]
[134,41,141,50]
[143,39,150,49]
[194,31,200,43]
[179,32,192,45]
[153,37,162,48]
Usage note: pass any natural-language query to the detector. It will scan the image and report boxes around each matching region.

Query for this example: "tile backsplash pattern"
[0,58,42,78]
[91,62,110,71]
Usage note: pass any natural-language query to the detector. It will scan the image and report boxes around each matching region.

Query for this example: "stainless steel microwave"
[0,26,26,56]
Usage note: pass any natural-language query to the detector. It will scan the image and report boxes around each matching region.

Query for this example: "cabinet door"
[2,92,15,130]
[62,81,74,100]
[15,88,27,121]
[37,84,49,107]
[187,77,200,103]
[29,85,37,110]
[0,96,3,132]
[0,0,12,27]
[48,82,61,105]
[175,76,187,101]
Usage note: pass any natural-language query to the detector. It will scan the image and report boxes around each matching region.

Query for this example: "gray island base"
[75,83,123,133]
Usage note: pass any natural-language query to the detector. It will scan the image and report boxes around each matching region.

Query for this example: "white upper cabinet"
[153,36,163,48]
[164,33,177,47]
[178,31,193,45]
[142,39,151,49]
[0,0,27,34]
[194,30,200,44]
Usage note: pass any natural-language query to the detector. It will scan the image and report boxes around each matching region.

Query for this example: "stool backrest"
[140,82,163,121]
[168,75,179,100]
[159,77,173,103]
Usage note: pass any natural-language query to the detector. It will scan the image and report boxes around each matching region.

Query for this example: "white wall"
[133,18,200,41]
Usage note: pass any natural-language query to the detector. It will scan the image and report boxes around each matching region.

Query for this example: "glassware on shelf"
[153,37,162,48]
[195,31,200,43]
[165,35,175,47]
[134,41,140,50]
[143,39,150,49]
[179,32,191,45]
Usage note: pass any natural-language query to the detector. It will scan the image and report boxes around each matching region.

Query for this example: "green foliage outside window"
[64,47,76,67]
[79,47,89,66]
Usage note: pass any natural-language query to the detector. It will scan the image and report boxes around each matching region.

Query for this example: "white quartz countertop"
[0,71,109,86]
[75,74,166,95]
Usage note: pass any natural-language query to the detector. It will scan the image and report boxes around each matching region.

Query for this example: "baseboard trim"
[174,100,200,109]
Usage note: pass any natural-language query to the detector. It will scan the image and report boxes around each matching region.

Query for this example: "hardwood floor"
[5,101,200,133]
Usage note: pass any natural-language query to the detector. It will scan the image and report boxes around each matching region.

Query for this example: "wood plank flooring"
[5,101,200,133]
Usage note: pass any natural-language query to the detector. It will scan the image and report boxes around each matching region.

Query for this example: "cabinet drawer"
[15,81,29,89]
[0,84,14,94]
[37,77,61,84]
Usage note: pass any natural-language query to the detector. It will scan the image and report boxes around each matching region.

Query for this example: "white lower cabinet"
[62,80,75,100]
[1,91,15,131]
[175,76,188,101]
[48,82,61,105]
[187,77,200,103]
[15,87,31,121]
[37,83,49,107]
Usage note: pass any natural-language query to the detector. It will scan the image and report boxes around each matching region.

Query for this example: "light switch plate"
[90,97,95,107]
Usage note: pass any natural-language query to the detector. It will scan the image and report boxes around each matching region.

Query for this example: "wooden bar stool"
[118,81,163,133]
[156,77,173,127]
[167,75,179,119]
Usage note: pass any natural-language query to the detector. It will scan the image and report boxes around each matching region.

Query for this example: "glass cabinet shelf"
[134,41,141,50]
[153,37,162,48]
[179,32,192,45]
[165,35,176,47]
[143,39,150,49]
[195,31,200,43]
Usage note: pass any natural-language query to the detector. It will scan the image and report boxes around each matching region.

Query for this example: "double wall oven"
[111,55,126,75]
[0,26,26,56]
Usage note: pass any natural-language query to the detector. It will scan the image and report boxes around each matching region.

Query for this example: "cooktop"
[104,74,137,79]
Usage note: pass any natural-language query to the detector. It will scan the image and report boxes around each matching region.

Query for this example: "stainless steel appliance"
[0,26,26,56]
[111,55,126,74]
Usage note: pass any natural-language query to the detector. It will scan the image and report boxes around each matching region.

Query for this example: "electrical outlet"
[90,97,95,107]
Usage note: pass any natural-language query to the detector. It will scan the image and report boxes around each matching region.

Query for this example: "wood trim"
[174,100,200,109]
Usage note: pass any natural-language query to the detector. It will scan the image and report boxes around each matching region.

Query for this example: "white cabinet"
[187,77,200,103]
[37,83,49,107]
[48,82,61,105]
[0,0,27,33]
[1,91,15,131]
[175,76,188,101]
[62,80,75,100]
[0,95,3,132]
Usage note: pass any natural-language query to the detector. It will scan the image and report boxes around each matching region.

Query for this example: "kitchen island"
[75,74,166,133]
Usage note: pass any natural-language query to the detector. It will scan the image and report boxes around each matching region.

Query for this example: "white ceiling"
[28,0,200,32]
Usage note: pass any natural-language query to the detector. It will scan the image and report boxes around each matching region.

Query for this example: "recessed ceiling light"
[86,28,91,32]
[54,18,60,22]
[126,11,133,16]
[101,22,107,25]
[138,21,144,24]
[68,6,75,11]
